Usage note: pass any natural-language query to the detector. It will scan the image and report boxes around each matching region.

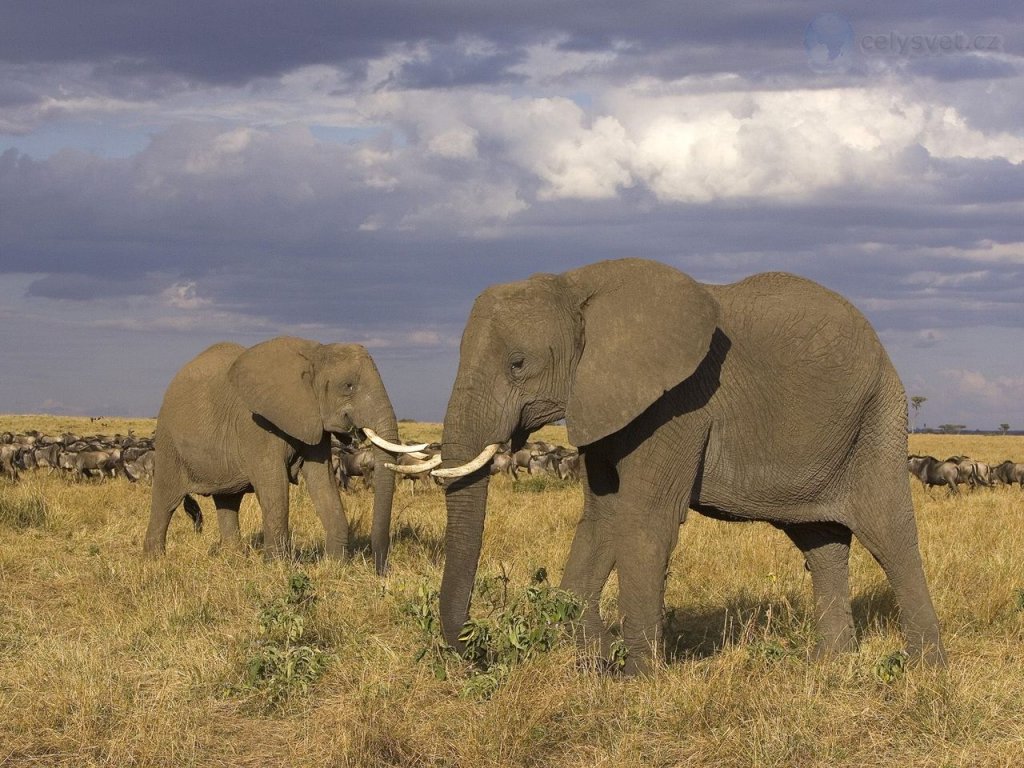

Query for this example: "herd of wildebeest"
[1,428,1021,496]
[0,429,581,490]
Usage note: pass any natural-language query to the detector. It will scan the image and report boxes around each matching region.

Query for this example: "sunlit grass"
[1,417,1023,766]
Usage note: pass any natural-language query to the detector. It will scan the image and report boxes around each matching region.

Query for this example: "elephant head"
[228,336,402,573]
[432,259,720,650]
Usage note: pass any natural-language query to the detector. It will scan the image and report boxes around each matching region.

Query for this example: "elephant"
[142,336,422,573]
[412,258,944,674]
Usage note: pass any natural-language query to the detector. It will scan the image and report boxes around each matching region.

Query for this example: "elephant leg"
[300,459,349,560]
[783,522,856,657]
[851,499,945,665]
[212,492,245,552]
[613,509,681,676]
[143,459,188,555]
[252,473,292,560]
[560,511,617,660]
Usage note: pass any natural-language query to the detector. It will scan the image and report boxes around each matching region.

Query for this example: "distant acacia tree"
[1000,423,1010,435]
[938,423,966,435]
[909,395,927,433]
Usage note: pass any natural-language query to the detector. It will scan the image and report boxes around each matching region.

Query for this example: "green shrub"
[229,572,333,708]
[403,567,584,697]
[873,650,909,684]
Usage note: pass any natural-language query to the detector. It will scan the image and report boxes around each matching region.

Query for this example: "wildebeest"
[907,455,959,494]
[992,460,1024,488]
[332,445,375,491]
[557,452,581,482]
[489,449,518,479]
[945,455,992,489]
[0,444,19,481]
[123,450,156,483]
[59,449,121,480]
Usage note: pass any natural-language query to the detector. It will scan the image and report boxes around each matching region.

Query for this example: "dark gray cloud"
[25,273,166,300]
[3,1,1020,88]
[387,43,527,90]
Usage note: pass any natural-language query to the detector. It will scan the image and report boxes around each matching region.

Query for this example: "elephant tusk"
[385,455,442,473]
[431,443,501,478]
[408,451,431,460]
[363,428,429,454]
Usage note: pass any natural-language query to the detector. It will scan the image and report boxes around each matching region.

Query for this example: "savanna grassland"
[1,415,1023,767]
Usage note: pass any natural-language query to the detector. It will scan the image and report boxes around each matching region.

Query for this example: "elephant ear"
[564,258,720,447]
[227,337,324,445]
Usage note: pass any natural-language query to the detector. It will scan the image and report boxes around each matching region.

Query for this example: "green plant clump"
[404,567,584,698]
[231,572,333,707]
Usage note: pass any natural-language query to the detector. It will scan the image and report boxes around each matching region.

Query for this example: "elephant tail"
[182,495,203,533]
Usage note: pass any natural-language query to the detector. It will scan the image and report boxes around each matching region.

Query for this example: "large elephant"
[420,258,945,673]
[143,336,420,573]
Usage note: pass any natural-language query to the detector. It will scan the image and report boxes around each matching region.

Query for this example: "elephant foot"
[142,539,166,557]
[809,626,858,660]
[905,639,948,667]
[620,652,654,677]
[208,537,249,557]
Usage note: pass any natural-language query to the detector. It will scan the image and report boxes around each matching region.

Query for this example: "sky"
[0,2,1022,430]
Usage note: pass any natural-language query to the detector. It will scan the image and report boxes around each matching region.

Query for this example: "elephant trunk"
[365,391,399,576]
[439,451,491,650]
[437,381,506,651]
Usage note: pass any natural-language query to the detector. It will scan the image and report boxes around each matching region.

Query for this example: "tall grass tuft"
[0,491,47,529]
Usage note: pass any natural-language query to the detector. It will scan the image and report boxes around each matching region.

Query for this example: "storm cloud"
[1,2,1021,428]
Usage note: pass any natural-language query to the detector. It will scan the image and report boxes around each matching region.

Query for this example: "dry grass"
[1,416,1023,767]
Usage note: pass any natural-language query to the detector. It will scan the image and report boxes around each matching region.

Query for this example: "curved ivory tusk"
[385,455,442,473]
[363,428,429,454]
[431,443,501,478]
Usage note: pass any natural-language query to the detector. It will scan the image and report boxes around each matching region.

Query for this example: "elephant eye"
[509,357,525,375]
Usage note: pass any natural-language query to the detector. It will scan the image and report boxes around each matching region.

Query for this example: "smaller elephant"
[143,337,422,573]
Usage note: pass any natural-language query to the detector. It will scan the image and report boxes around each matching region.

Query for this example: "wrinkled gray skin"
[439,259,945,674]
[143,337,400,573]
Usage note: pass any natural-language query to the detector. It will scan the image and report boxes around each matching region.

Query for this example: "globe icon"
[804,14,854,73]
